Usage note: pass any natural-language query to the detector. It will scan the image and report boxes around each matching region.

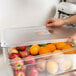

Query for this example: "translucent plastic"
[1,26,76,47]
[3,42,76,76]
[56,70,76,76]
[8,50,76,76]
[1,26,76,76]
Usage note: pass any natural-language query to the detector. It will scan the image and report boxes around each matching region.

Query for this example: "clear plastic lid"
[1,26,76,47]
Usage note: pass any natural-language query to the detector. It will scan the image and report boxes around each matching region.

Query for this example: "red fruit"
[21,66,26,71]
[19,50,29,58]
[8,48,18,55]
[27,66,38,76]
[14,70,25,76]
[36,59,46,72]
[9,53,20,59]
[16,46,27,51]
[25,55,36,64]
[11,57,24,70]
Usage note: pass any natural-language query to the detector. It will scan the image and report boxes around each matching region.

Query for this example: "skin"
[46,15,76,45]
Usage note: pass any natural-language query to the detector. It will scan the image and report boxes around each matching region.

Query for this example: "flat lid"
[1,26,76,47]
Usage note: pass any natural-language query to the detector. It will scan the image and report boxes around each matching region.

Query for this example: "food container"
[1,26,76,76]
[56,70,76,76]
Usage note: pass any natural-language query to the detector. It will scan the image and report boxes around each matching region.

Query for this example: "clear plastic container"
[1,26,76,76]
[56,70,76,76]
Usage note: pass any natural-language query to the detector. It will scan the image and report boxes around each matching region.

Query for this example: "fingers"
[47,18,54,24]
[46,23,54,27]
[67,36,76,46]
[71,34,76,45]
[46,18,65,27]
[74,40,76,45]
[46,18,54,27]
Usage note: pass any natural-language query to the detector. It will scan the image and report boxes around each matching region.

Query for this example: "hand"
[46,18,65,27]
[67,34,76,46]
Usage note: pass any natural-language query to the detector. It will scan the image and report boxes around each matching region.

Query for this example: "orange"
[67,43,72,47]
[55,42,67,50]
[65,50,76,54]
[39,47,51,55]
[52,42,58,45]
[30,45,40,55]
[46,44,56,52]
[62,44,73,50]
[62,44,76,54]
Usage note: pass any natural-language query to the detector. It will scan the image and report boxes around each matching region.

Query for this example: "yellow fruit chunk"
[54,50,61,53]
[62,44,72,50]
[53,50,64,57]
[30,45,40,55]
[47,61,58,74]
[39,47,51,55]
[46,44,56,52]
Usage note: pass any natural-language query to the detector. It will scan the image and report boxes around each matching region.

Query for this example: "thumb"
[67,37,76,46]
[73,39,76,46]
